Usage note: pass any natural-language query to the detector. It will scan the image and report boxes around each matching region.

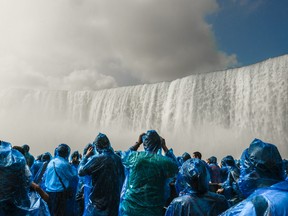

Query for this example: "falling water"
[0,55,287,159]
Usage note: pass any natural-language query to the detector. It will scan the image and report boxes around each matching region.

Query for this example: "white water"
[1,55,287,160]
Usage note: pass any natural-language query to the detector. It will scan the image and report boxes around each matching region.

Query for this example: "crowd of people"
[0,130,288,216]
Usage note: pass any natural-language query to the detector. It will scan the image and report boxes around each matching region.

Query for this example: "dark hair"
[221,155,235,167]
[56,143,70,158]
[208,156,217,164]
[41,152,52,162]
[71,151,80,160]
[193,151,202,160]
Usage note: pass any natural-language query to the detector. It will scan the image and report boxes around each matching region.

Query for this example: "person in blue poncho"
[119,130,178,216]
[78,133,125,216]
[22,144,35,168]
[32,152,52,192]
[165,158,229,216]
[216,155,242,206]
[0,140,50,216]
[45,143,78,216]
[76,143,95,216]
[219,138,288,216]
[177,152,192,167]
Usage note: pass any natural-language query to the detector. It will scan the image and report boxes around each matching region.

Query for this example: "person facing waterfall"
[45,143,78,216]
[220,138,288,216]
[78,133,125,216]
[165,158,229,216]
[119,130,178,216]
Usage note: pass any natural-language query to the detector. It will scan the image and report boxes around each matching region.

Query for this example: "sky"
[0,0,287,91]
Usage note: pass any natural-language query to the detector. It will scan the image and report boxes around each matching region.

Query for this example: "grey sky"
[0,0,237,90]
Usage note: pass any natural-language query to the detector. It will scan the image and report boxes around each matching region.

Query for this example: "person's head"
[71,151,80,162]
[36,154,43,161]
[41,152,52,162]
[207,156,217,164]
[238,138,285,197]
[180,158,210,194]
[55,143,71,160]
[182,152,191,163]
[93,133,112,153]
[142,130,161,153]
[83,143,95,156]
[193,151,202,160]
[221,155,235,167]
[22,144,30,153]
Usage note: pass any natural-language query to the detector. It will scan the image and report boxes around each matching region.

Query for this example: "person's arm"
[161,137,169,154]
[161,137,179,165]
[129,133,145,151]
[78,146,95,176]
[78,146,107,177]
[31,181,49,202]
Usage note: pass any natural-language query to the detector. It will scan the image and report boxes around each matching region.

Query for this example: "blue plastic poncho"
[45,143,78,215]
[283,159,288,179]
[220,155,242,205]
[32,152,51,183]
[219,180,288,216]
[45,144,77,193]
[78,133,125,216]
[142,130,161,153]
[238,138,284,198]
[165,158,229,216]
[75,144,95,216]
[176,152,191,167]
[119,130,178,216]
[219,139,287,216]
[22,144,35,167]
[0,141,50,216]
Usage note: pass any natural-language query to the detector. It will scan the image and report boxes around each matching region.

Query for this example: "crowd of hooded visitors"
[0,130,288,216]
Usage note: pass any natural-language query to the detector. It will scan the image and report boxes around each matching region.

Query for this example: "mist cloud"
[0,0,237,90]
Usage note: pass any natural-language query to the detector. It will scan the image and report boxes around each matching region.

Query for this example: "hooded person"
[220,138,288,216]
[119,130,178,216]
[177,152,192,167]
[76,143,96,216]
[165,158,229,216]
[32,152,52,192]
[78,133,125,216]
[0,140,50,215]
[22,144,35,168]
[45,143,78,216]
[217,155,242,205]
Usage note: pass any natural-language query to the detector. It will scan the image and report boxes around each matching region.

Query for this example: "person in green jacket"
[119,130,178,216]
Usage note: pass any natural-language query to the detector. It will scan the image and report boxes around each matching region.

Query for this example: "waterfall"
[0,55,287,159]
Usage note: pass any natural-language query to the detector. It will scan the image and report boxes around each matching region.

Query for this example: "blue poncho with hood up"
[0,140,50,216]
[165,158,229,216]
[78,133,125,216]
[220,138,287,216]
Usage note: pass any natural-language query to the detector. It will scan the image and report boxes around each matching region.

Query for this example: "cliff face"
[1,55,287,158]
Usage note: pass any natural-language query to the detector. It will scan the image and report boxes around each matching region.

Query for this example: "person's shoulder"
[171,194,193,204]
